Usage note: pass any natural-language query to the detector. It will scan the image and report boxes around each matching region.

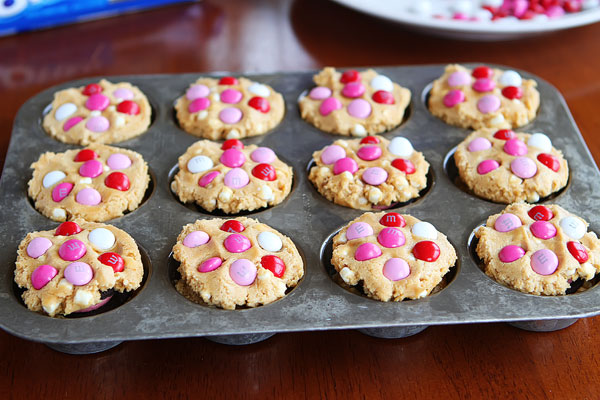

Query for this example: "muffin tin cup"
[358,325,428,339]
[1,65,600,354]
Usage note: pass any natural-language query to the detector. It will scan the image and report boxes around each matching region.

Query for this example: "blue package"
[0,0,196,37]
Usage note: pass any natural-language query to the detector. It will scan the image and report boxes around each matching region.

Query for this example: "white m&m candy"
[388,137,414,158]
[257,231,283,252]
[499,70,523,87]
[527,133,552,153]
[54,103,78,121]
[560,217,586,240]
[187,156,214,173]
[370,75,394,92]
[88,228,116,250]
[43,171,66,188]
[248,83,271,98]
[411,221,437,240]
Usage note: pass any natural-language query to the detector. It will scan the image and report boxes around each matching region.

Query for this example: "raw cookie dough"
[14,219,144,317]
[454,128,568,203]
[299,67,411,136]
[174,76,285,140]
[331,212,457,301]
[172,217,304,309]
[172,139,293,214]
[28,144,150,222]
[428,64,540,129]
[42,79,152,145]
[475,203,600,295]
[309,135,429,210]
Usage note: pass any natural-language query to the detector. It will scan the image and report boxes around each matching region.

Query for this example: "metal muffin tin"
[2,64,600,353]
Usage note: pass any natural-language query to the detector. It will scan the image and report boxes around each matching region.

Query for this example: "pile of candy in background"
[409,0,600,21]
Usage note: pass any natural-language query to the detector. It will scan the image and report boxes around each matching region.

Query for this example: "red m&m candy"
[413,241,441,262]
[116,100,140,115]
[105,172,130,191]
[219,76,238,85]
[248,97,270,113]
[391,158,416,174]
[372,90,395,105]
[341,69,360,83]
[528,205,553,221]
[379,212,406,227]
[98,252,125,273]
[74,149,98,162]
[567,241,589,263]
[82,83,103,96]
[252,164,276,181]
[220,220,245,233]
[537,153,560,172]
[222,139,244,150]
[472,66,493,79]
[55,221,82,236]
[261,255,286,278]
[494,129,515,140]
[360,136,380,145]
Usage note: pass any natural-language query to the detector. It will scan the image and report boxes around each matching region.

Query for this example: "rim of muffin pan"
[467,222,600,297]
[166,227,307,311]
[25,166,157,222]
[442,145,570,205]
[305,159,435,211]
[11,242,152,319]
[320,226,460,302]
[296,84,413,137]
[170,80,288,141]
[39,88,158,145]
[167,153,298,217]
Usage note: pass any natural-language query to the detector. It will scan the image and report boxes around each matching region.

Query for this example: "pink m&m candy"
[531,249,558,275]
[477,160,499,175]
[250,147,276,163]
[224,234,251,253]
[347,99,371,119]
[199,171,220,187]
[85,94,110,111]
[498,245,525,263]
[354,242,382,261]
[52,182,74,202]
[357,145,382,161]
[27,237,53,259]
[220,89,243,104]
[86,116,110,132]
[472,78,496,93]
[219,107,243,124]
[59,239,87,261]
[113,88,134,100]
[377,227,405,248]
[333,157,358,175]
[494,213,522,232]
[530,221,557,240]
[31,264,58,290]
[186,84,210,100]
[64,261,94,286]
[229,259,257,286]
[510,157,537,179]
[224,168,249,189]
[447,70,471,87]
[320,145,346,165]
[183,231,210,248]
[503,139,528,156]
[346,222,373,240]
[468,137,492,152]
[320,97,342,116]
[477,95,501,114]
[63,117,83,132]
[309,86,332,100]
[107,153,132,170]
[383,258,410,281]
[342,82,366,98]
[220,148,246,168]
[443,90,465,108]
[76,188,102,206]
[79,159,103,178]
[198,257,222,273]
[188,97,210,113]
[362,167,388,186]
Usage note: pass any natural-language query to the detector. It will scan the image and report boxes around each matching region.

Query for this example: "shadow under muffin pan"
[2,65,600,353]
[443,146,570,204]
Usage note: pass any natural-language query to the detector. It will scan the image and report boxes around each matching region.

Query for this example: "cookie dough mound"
[172,140,293,214]
[331,212,456,301]
[429,64,540,130]
[172,217,304,309]
[28,144,150,222]
[174,76,285,140]
[475,203,600,295]
[309,135,429,210]
[299,67,411,136]
[42,79,152,145]
[14,219,144,317]
[454,128,568,203]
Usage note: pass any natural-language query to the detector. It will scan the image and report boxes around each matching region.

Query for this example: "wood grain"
[1,0,600,398]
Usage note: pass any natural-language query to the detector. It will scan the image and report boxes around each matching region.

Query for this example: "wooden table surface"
[2,1,600,398]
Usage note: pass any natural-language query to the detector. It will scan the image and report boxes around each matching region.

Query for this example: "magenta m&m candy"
[58,239,87,261]
[224,234,251,253]
[503,139,528,156]
[52,182,74,202]
[85,94,110,111]
[498,245,526,263]
[220,148,246,168]
[477,160,499,175]
[31,264,58,290]
[530,221,557,240]
[377,227,405,248]
[342,82,366,98]
[79,159,103,178]
[63,117,83,132]
[357,145,382,161]
[333,157,358,175]
[199,257,223,273]
[198,171,221,187]
[188,97,210,113]
[443,90,465,108]
[220,89,243,104]
[472,78,495,93]
[354,243,382,261]
[319,97,342,116]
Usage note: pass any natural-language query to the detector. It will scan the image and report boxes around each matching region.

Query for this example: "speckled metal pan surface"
[1,64,600,347]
